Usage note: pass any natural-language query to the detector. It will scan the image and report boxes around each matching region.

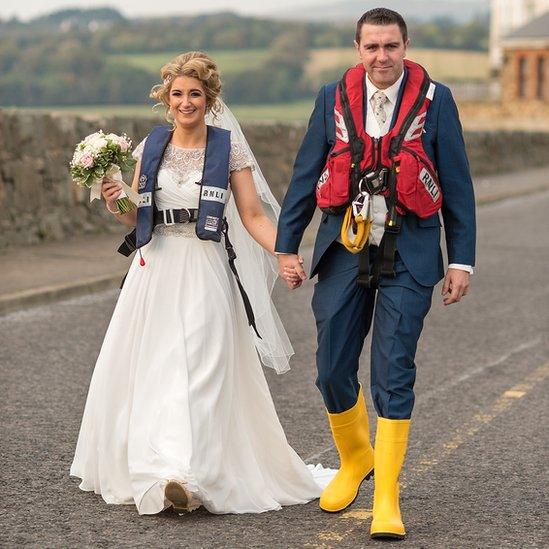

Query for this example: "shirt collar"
[365,69,405,105]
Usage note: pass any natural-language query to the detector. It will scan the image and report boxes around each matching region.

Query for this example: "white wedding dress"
[70,139,328,515]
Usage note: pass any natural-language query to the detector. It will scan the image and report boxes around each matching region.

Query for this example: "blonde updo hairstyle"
[150,51,223,125]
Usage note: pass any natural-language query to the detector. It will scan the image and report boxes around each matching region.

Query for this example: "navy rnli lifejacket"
[130,123,260,336]
[316,59,442,219]
[136,124,231,249]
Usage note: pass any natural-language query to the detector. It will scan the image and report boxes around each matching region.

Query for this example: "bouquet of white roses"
[70,131,138,214]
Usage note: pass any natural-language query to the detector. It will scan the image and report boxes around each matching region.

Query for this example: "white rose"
[84,131,102,143]
[92,137,108,152]
[71,149,84,165]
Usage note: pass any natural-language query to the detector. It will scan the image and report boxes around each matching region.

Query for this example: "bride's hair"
[150,51,223,123]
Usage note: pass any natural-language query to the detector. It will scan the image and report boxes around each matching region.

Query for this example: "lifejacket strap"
[357,244,372,288]
[389,66,431,157]
[222,219,261,339]
[117,228,137,257]
[338,76,365,196]
[356,232,399,290]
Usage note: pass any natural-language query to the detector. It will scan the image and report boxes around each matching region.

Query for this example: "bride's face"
[168,76,207,129]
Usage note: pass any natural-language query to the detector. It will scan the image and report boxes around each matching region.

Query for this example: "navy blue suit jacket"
[275,70,476,287]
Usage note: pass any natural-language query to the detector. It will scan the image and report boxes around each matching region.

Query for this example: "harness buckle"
[359,168,388,195]
[179,208,190,223]
[162,209,175,226]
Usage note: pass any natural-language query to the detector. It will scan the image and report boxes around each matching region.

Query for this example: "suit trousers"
[311,242,434,419]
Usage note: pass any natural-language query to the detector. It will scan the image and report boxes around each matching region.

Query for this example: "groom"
[276,7,475,540]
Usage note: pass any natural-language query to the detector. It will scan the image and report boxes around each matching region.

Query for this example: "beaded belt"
[154,224,197,237]
[153,208,198,237]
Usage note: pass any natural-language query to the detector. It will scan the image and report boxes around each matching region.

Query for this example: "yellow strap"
[340,205,372,254]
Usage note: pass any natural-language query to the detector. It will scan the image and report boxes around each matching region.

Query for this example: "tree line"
[0,9,488,107]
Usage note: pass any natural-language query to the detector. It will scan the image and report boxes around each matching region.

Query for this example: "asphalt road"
[1,191,548,548]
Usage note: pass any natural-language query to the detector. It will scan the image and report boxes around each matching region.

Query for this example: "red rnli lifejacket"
[316,59,442,218]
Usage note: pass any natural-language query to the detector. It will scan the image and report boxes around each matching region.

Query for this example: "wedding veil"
[205,100,294,374]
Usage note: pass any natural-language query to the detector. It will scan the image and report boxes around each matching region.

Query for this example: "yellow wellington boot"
[319,385,374,512]
[370,417,411,540]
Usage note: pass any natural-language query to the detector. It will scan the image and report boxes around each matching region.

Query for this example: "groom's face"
[354,23,409,90]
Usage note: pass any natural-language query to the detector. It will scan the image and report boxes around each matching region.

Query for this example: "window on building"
[537,56,545,100]
[518,57,527,98]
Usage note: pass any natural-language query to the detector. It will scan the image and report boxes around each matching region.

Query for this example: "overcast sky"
[1,0,328,20]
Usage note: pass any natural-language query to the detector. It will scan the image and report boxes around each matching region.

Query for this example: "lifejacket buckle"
[359,168,388,195]
[162,209,176,226]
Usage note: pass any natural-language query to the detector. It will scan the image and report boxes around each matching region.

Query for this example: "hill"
[0,8,489,108]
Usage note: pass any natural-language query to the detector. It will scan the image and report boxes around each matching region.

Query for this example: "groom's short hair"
[355,8,408,44]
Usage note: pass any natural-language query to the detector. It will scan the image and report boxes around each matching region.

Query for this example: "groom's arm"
[275,86,331,254]
[434,85,476,268]
[434,85,476,305]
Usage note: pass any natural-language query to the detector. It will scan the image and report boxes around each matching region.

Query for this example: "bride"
[70,51,329,515]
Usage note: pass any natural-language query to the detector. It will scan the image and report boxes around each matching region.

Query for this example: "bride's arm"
[230,167,277,255]
[101,159,141,228]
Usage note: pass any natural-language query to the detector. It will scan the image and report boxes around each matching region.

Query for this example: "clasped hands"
[277,254,307,290]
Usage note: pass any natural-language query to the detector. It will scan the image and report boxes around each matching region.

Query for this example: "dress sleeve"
[132,137,147,161]
[229,140,254,173]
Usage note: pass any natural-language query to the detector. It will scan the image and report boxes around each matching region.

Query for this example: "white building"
[490,0,549,73]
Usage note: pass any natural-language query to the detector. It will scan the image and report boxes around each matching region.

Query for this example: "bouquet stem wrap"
[89,165,140,214]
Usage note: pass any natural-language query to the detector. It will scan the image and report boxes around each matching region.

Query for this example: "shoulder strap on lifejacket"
[195,125,231,242]
[339,67,364,164]
[338,65,366,197]
[389,60,431,157]
[136,125,173,249]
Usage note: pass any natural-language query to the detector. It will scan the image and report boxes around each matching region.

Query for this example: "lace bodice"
[133,138,254,174]
[132,137,253,237]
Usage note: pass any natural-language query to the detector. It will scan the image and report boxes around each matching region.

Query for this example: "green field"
[4,47,489,124]
[307,47,489,82]
[109,47,489,83]
[107,49,271,76]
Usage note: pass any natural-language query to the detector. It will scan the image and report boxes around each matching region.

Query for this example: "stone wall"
[0,112,305,248]
[1,110,549,249]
